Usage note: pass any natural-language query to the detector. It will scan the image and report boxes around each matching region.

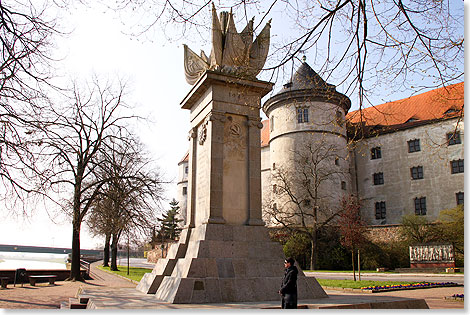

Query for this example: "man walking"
[279,257,298,309]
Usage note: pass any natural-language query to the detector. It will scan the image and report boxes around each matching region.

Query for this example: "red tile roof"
[178,151,189,165]
[346,82,464,128]
[261,119,270,147]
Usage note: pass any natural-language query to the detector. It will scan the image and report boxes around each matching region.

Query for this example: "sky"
[0,1,465,250]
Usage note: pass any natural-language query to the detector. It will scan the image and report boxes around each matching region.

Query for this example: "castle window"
[414,197,427,215]
[341,181,346,190]
[447,131,461,145]
[373,172,384,185]
[371,147,381,159]
[270,115,274,132]
[185,166,189,174]
[297,107,309,123]
[410,166,423,180]
[273,184,277,194]
[336,110,344,127]
[450,159,464,174]
[456,192,464,205]
[272,163,276,170]
[408,139,421,153]
[273,203,277,211]
[183,187,187,195]
[335,157,339,165]
[375,201,386,219]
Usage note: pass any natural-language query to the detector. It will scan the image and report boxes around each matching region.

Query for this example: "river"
[0,251,68,270]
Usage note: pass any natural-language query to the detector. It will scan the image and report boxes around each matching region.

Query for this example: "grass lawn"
[317,279,417,289]
[97,265,153,282]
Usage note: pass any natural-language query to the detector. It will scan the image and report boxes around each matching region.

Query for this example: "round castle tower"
[262,61,352,223]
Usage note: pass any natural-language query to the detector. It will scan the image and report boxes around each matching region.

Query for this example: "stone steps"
[59,297,89,309]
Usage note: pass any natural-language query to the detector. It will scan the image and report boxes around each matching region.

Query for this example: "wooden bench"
[28,275,57,286]
[0,277,9,289]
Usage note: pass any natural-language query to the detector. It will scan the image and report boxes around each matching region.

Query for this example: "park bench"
[28,275,57,286]
[0,277,9,289]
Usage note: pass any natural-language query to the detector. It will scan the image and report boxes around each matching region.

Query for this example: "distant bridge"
[0,244,102,256]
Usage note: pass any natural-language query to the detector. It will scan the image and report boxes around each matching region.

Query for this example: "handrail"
[79,259,91,277]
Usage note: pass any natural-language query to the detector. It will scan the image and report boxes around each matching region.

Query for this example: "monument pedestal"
[137,71,328,303]
[138,224,327,303]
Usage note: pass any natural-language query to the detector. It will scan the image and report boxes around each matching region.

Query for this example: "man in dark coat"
[279,257,298,309]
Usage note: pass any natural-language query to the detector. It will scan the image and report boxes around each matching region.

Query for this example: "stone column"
[247,117,265,226]
[185,127,198,228]
[206,111,226,224]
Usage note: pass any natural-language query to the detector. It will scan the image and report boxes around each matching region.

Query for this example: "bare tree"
[102,0,463,109]
[0,0,60,201]
[27,77,136,281]
[87,135,165,271]
[264,138,349,270]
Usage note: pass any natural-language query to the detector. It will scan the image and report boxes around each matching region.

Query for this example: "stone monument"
[137,4,327,303]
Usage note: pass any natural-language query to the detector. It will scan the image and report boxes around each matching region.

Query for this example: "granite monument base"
[137,224,327,303]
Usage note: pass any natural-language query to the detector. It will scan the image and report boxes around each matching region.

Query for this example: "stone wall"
[354,118,464,225]
[365,225,403,243]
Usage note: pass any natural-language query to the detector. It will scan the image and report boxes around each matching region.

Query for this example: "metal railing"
[79,259,91,277]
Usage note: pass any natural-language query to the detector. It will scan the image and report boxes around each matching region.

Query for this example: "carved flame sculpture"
[184,4,271,85]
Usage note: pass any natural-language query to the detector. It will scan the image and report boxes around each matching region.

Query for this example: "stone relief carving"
[229,123,241,137]
[409,244,455,263]
[183,3,271,85]
[198,122,207,145]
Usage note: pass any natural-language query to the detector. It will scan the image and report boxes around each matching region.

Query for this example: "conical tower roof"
[263,61,351,115]
[280,62,332,92]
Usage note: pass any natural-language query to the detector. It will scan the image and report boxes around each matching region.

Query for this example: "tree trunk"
[310,237,316,270]
[68,220,84,281]
[358,249,361,281]
[103,233,111,267]
[352,250,356,281]
[110,233,119,271]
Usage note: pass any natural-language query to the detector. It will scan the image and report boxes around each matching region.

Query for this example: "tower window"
[336,110,344,127]
[447,131,461,145]
[273,184,277,194]
[185,166,189,174]
[450,159,464,174]
[341,181,346,190]
[414,197,427,215]
[335,157,339,165]
[408,139,421,153]
[410,166,424,180]
[270,115,274,132]
[182,187,187,195]
[375,201,386,220]
[371,147,381,159]
[373,172,384,185]
[456,192,464,205]
[297,107,309,123]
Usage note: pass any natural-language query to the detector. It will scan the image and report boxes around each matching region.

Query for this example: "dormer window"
[444,108,458,115]
[405,117,418,123]
[283,82,293,89]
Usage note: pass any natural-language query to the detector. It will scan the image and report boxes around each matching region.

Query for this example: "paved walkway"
[0,262,464,309]
[0,261,135,309]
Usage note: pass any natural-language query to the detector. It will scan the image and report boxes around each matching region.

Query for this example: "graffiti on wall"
[409,244,454,263]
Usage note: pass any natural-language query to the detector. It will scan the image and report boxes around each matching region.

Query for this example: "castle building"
[177,62,464,226]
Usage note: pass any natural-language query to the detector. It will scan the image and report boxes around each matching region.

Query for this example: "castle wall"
[354,118,464,225]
